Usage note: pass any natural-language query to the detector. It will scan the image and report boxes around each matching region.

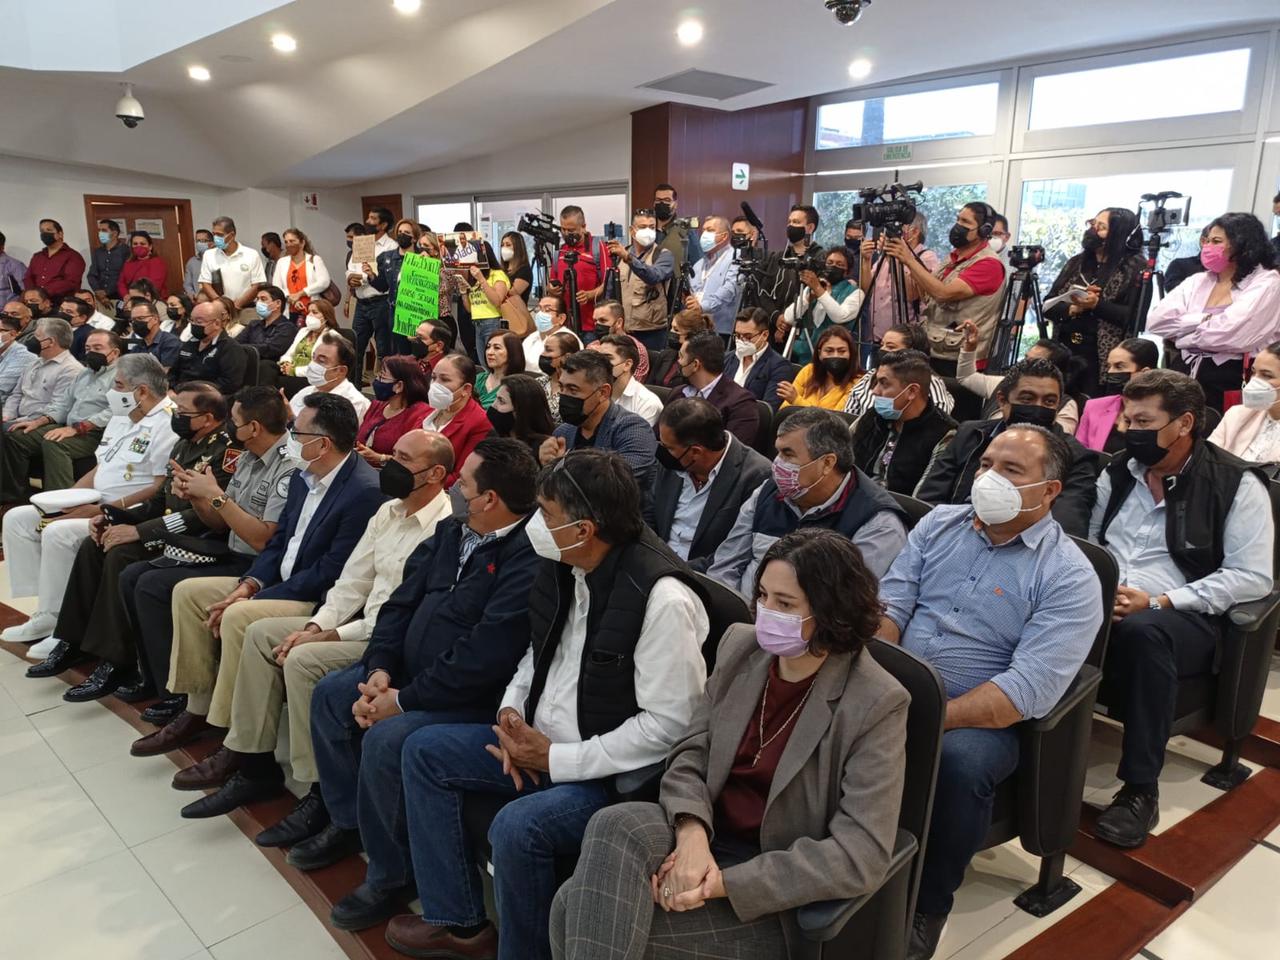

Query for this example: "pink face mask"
[1200,244,1230,274]
[755,605,812,658]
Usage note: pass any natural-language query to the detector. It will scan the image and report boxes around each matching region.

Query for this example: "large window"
[1028,48,1251,131]
[475,197,540,265]
[415,201,472,233]
[551,192,628,236]
[814,182,990,262]
[815,82,999,151]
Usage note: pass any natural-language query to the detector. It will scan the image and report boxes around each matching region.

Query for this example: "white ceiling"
[0,0,1276,190]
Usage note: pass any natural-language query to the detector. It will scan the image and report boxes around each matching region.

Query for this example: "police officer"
[31,382,238,700]
[170,299,248,395]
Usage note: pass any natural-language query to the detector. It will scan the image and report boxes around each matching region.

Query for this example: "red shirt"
[942,244,1004,297]
[358,400,431,455]
[25,245,86,297]
[423,397,493,487]
[550,233,608,333]
[118,256,169,300]
[713,660,819,844]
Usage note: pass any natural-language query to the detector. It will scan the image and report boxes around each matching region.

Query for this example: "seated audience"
[853,349,958,496]
[678,332,759,443]
[588,300,651,382]
[486,373,556,457]
[538,330,581,424]
[597,333,662,426]
[423,352,492,486]
[1076,338,1159,453]
[237,285,298,363]
[954,321,1082,432]
[647,397,771,570]
[1209,341,1280,463]
[126,298,182,370]
[650,307,715,389]
[0,305,38,403]
[1,354,177,646]
[3,316,82,440]
[128,393,383,768]
[170,299,249,395]
[33,382,233,699]
[21,286,52,325]
[1090,370,1273,848]
[290,440,541,911]
[281,299,339,377]
[553,528,909,960]
[724,307,791,411]
[918,357,1101,537]
[409,320,454,379]
[380,450,709,958]
[708,408,907,591]
[539,351,657,491]
[880,425,1103,960]
[356,356,431,467]
[176,430,456,822]
[523,294,583,370]
[289,332,370,421]
[779,326,860,410]
[62,298,97,360]
[272,227,331,323]
[475,329,525,409]
[1147,212,1280,411]
[0,330,121,502]
[117,230,168,300]
[777,246,864,365]
[845,322,955,417]
[163,291,194,340]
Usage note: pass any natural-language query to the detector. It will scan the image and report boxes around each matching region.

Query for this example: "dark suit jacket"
[686,376,760,447]
[722,347,791,411]
[645,437,772,572]
[245,452,386,601]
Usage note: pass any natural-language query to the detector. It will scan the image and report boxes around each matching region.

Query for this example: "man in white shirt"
[1,353,177,644]
[596,334,661,426]
[379,449,709,960]
[288,332,370,421]
[198,216,267,324]
[177,430,457,825]
[347,206,399,383]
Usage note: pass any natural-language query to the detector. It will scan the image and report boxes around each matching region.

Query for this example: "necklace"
[752,673,818,768]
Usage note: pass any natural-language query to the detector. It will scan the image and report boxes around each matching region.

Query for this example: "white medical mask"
[734,337,759,359]
[634,228,657,248]
[534,311,554,333]
[304,314,323,332]
[285,433,324,468]
[524,508,584,563]
[699,231,717,254]
[1241,377,1278,410]
[106,387,138,417]
[428,380,455,409]
[305,362,334,387]
[970,469,1048,526]
[500,246,515,262]
[988,237,1007,255]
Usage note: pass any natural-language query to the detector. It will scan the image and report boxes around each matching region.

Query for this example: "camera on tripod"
[1140,191,1191,236]
[1007,244,1045,270]
[851,181,922,238]
[517,211,562,246]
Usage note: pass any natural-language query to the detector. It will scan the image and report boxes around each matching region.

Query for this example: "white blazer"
[272,254,331,300]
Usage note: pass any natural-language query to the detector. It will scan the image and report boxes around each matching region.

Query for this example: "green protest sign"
[393,253,440,336]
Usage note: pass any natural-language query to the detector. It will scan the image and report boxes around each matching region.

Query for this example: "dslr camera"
[780,248,827,274]
[851,181,922,238]
[1007,244,1045,269]
[517,211,562,246]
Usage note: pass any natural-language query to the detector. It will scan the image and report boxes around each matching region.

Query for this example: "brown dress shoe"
[130,710,218,758]
[385,915,497,959]
[172,746,242,791]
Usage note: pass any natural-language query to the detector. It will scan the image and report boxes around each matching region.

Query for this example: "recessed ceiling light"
[393,0,422,13]
[188,66,211,82]
[270,33,297,53]
[847,58,872,80]
[676,19,704,46]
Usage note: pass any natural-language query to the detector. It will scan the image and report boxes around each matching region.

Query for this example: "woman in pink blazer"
[1075,338,1158,452]
[1209,343,1280,464]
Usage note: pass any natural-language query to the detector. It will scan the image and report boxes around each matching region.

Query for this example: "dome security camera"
[115,83,144,129]
[825,0,870,25]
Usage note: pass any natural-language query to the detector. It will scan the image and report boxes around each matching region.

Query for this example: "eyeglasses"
[285,420,330,441]
[549,455,597,523]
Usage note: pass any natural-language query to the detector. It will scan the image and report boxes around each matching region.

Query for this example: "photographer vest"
[922,245,1005,362]
[619,245,670,333]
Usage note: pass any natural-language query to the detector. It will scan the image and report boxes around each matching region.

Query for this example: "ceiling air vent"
[638,69,774,101]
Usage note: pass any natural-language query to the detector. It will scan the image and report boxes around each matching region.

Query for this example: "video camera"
[851,181,922,237]
[517,211,562,246]
[1007,244,1045,270]
[780,249,827,274]
[1140,191,1191,236]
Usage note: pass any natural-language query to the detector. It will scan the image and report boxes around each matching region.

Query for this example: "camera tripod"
[735,247,769,312]
[1127,230,1167,339]
[987,263,1045,373]
[851,230,923,363]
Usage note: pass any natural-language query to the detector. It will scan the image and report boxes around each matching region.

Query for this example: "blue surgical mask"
[872,385,911,421]
[254,301,271,319]
[213,235,228,251]
[534,311,554,333]
[699,231,717,253]
[97,231,110,245]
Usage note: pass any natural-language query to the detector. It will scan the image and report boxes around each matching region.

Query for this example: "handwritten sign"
[350,234,376,265]
[393,253,440,337]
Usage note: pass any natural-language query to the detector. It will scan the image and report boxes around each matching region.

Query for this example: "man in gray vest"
[605,209,674,354]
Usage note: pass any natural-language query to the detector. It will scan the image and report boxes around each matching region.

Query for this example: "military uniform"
[54,427,238,670]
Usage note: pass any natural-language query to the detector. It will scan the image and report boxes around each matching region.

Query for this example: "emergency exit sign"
[883,144,912,162]
[732,163,750,191]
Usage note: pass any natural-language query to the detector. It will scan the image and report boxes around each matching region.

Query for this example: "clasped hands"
[484,708,550,792]
[651,821,726,912]
[351,669,402,729]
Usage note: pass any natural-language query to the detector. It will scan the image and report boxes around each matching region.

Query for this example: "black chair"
[239,345,260,387]
[752,400,775,458]
[1095,477,1280,790]
[1202,405,1222,435]
[336,326,358,348]
[889,492,933,528]
[773,405,858,437]
[941,377,985,424]
[797,641,946,960]
[647,384,672,406]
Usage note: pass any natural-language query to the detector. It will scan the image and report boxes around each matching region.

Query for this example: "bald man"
[176,429,458,825]
[169,300,248,394]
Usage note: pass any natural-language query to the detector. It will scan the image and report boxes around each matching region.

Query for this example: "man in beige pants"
[176,429,456,834]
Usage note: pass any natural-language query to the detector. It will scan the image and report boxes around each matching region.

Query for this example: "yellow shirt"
[781,364,859,410]
[469,268,509,321]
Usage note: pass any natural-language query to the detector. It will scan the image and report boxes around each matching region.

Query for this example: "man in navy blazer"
[131,392,385,769]
[721,306,792,411]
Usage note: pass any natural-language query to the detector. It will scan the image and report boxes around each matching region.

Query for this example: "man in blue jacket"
[287,438,543,932]
[129,392,384,780]
[721,306,792,410]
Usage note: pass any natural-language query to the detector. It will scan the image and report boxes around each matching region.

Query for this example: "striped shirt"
[880,503,1102,720]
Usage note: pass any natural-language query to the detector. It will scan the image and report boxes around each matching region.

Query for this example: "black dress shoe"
[330,882,414,932]
[141,695,187,726]
[113,679,157,703]
[256,791,329,848]
[180,772,285,819]
[1094,785,1160,848]
[25,640,83,679]
[63,663,130,703]
[285,822,363,871]
[907,911,948,960]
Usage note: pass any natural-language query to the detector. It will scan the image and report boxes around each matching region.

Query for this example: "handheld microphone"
[739,200,765,232]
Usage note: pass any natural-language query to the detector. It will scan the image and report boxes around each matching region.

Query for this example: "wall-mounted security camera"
[115,83,144,129]
[825,0,871,25]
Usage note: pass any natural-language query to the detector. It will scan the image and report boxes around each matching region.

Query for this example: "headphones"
[971,202,997,240]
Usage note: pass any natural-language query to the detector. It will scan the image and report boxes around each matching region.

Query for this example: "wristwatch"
[210,495,228,511]
[1148,595,1163,610]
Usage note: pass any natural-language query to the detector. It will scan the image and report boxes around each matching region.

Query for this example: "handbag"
[499,287,533,336]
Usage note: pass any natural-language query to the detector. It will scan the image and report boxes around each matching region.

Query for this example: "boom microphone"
[739,200,765,232]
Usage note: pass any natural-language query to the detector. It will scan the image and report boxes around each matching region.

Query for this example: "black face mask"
[409,339,430,359]
[486,406,515,435]
[1100,372,1131,396]
[656,444,690,473]
[786,224,807,244]
[948,224,971,249]
[667,333,682,352]
[845,237,861,251]
[557,390,599,427]
[346,239,354,251]
[170,413,198,439]
[1007,403,1057,429]
[654,201,673,221]
[83,351,109,372]
[821,357,852,379]
[189,324,207,340]
[396,234,414,250]
[25,339,41,356]
[379,458,429,498]
[39,231,56,247]
[537,355,557,377]
[1125,428,1170,467]
[1082,228,1104,253]
[825,266,846,286]
[562,232,581,247]
[131,320,151,338]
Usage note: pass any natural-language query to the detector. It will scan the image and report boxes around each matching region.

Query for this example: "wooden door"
[83,195,194,298]
[361,193,404,225]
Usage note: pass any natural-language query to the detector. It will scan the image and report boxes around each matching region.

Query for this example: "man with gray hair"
[683,215,742,337]
[707,407,908,593]
[1,315,82,438]
[1,353,178,646]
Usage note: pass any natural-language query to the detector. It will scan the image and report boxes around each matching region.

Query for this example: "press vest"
[922,246,1005,362]
[619,245,670,332]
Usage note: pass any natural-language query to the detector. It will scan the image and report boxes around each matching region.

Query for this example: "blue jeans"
[401,723,611,960]
[309,665,491,891]
[351,296,389,380]
[916,726,1020,916]
[473,317,501,365]
[630,328,669,354]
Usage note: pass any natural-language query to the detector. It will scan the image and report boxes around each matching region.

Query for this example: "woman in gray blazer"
[551,528,909,959]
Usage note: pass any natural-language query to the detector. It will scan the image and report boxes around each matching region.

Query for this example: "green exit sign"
[883,144,912,162]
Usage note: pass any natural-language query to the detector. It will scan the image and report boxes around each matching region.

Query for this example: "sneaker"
[1094,785,1159,849]
[907,912,948,960]
[1,612,57,643]
[26,636,60,660]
